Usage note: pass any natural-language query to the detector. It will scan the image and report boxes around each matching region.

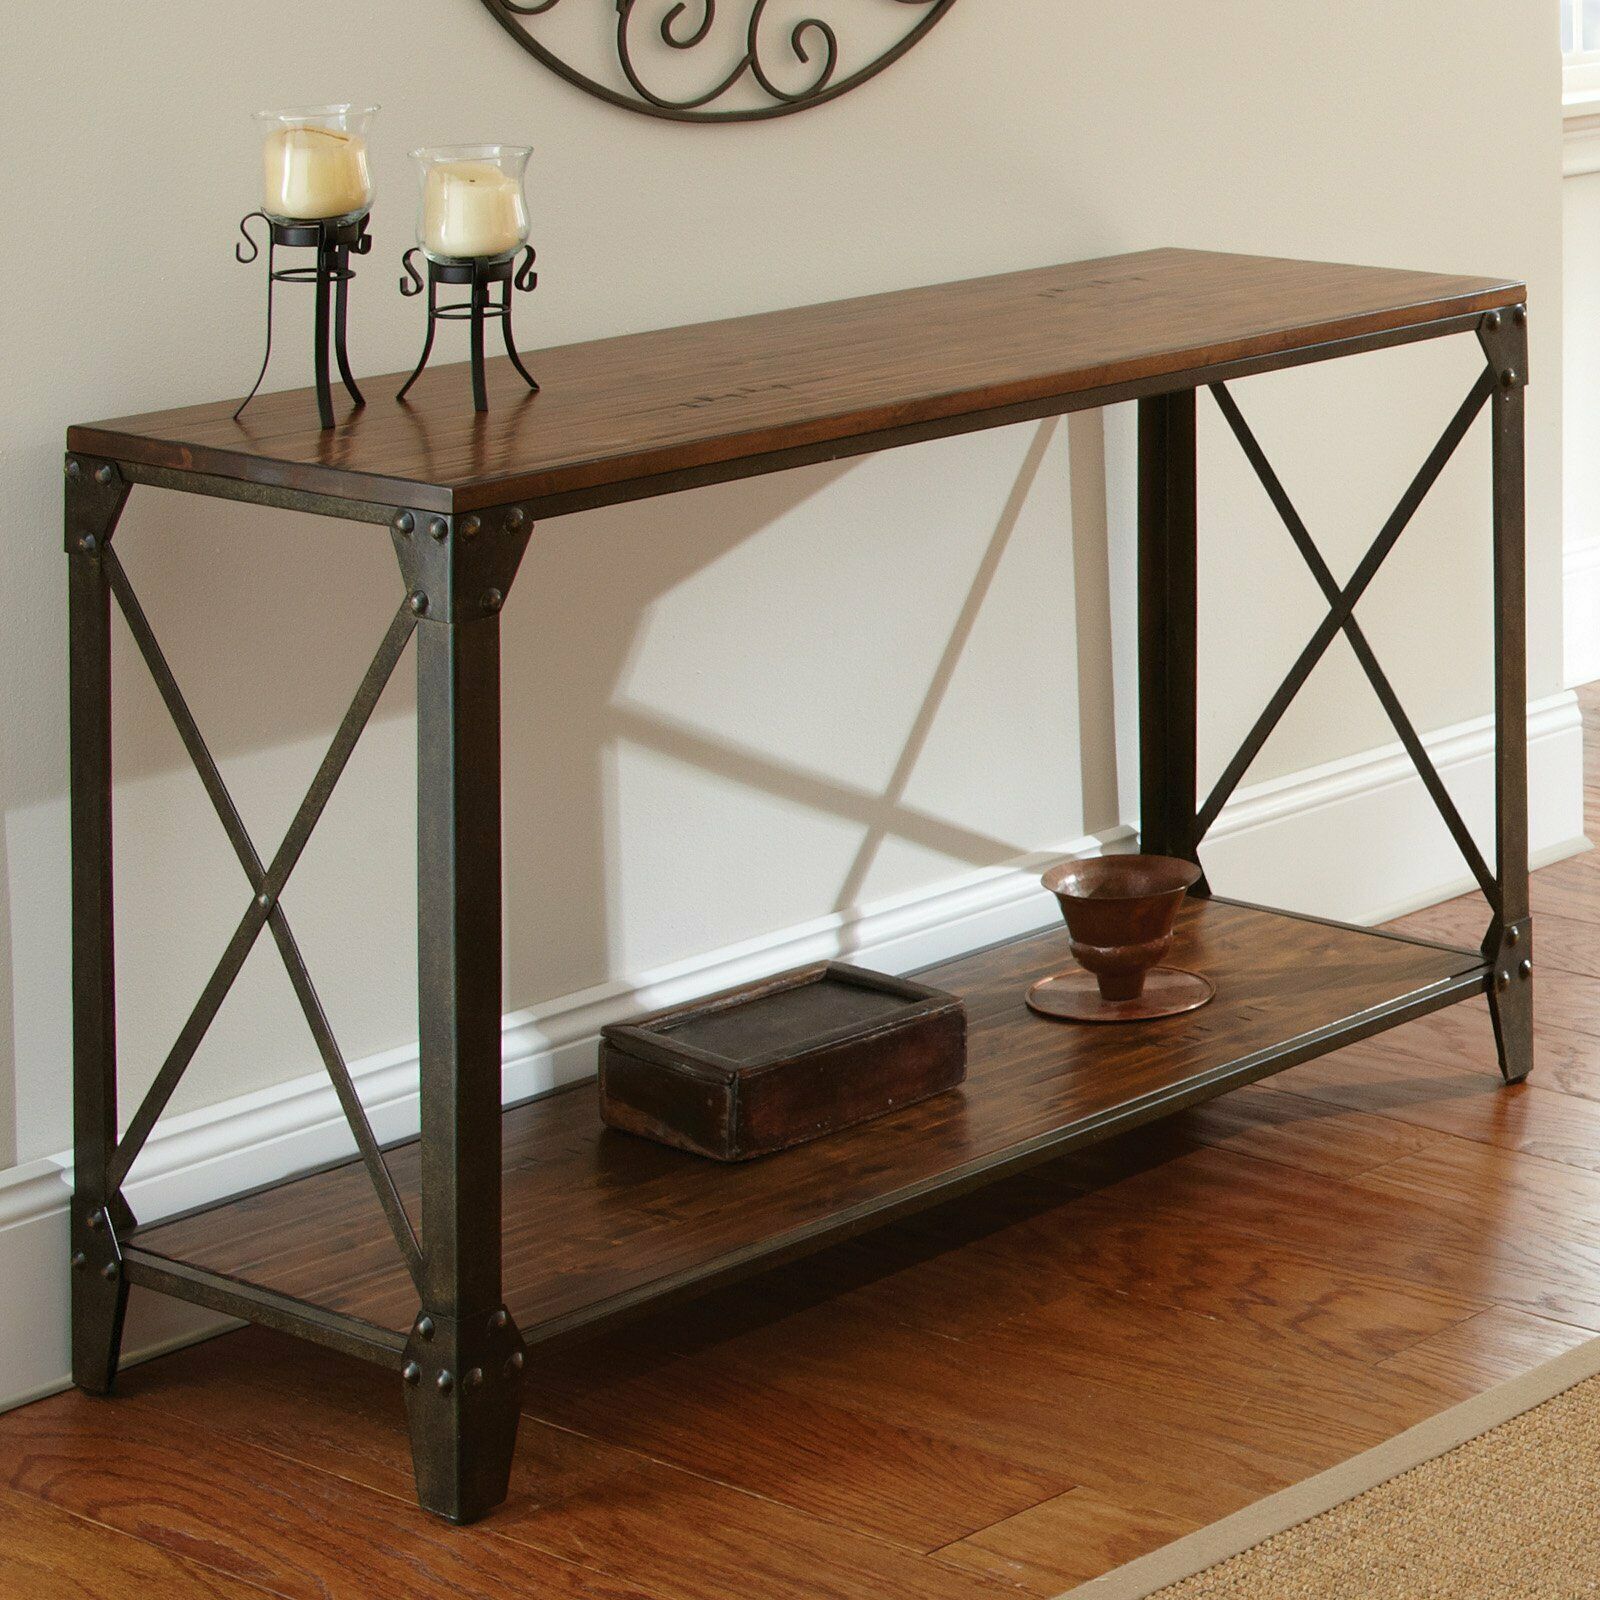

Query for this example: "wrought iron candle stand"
[397,246,540,412]
[234,211,372,430]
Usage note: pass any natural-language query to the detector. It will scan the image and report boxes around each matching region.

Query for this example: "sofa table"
[64,247,1532,1522]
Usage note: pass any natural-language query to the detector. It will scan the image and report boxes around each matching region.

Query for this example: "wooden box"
[598,963,967,1162]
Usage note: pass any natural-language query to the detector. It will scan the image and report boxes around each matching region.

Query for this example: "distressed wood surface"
[67,250,1521,513]
[133,899,1482,1340]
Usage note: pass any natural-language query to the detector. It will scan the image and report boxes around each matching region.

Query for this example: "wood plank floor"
[4,694,1599,1598]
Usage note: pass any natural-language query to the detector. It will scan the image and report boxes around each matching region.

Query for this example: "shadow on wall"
[499,411,1119,999]
[594,415,1120,953]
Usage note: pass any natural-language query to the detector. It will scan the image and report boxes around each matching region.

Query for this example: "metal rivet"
[79,534,97,554]
[483,588,503,614]
[71,1251,87,1271]
[408,591,428,616]
[94,465,114,486]
[1497,970,1511,991]
[403,1361,421,1386]
[490,1308,509,1330]
[1507,927,1519,945]
[66,458,81,478]
[505,508,526,531]
[1514,304,1528,327]
[1502,369,1518,389]
[467,1367,484,1389]
[86,1211,103,1230]
[429,517,449,542]
[256,892,271,910]
[394,511,415,536]
[1521,958,1533,979]
[101,1261,119,1282]
[460,515,481,540]
[417,1316,434,1340]
[437,1370,454,1394]
[1485,310,1502,332]
[507,1349,524,1374]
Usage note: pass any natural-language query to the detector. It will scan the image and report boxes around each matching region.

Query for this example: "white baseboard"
[1565,537,1600,689]
[0,689,1586,1411]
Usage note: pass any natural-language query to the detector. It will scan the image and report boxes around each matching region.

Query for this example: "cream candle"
[255,107,377,223]
[422,161,527,259]
[263,125,371,220]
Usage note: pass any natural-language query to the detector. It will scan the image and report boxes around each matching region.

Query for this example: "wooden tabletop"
[70,248,1522,518]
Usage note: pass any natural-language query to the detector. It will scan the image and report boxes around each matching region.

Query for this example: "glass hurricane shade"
[256,105,377,224]
[412,145,532,262]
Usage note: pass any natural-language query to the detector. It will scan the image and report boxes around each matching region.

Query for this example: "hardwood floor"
[6,695,1600,1598]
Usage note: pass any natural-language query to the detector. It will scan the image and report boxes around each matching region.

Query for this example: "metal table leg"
[1137,389,1205,884]
[65,456,132,1393]
[395,506,533,1523]
[1481,308,1533,1081]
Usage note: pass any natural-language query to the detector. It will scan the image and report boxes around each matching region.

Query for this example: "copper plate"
[1026,966,1216,1023]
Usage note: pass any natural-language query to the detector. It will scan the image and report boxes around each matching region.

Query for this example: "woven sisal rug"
[1060,1337,1600,1598]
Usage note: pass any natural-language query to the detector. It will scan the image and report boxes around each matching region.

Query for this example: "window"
[1567,0,1600,57]
[1568,0,1600,101]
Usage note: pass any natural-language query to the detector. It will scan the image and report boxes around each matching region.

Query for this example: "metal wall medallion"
[478,0,960,123]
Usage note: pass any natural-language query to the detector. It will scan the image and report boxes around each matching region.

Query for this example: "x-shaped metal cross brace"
[1192,367,1503,921]
[104,552,424,1287]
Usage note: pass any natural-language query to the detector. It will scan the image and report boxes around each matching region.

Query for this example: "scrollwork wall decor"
[478,0,960,122]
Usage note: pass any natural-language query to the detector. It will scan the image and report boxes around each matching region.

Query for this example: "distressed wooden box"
[598,962,967,1162]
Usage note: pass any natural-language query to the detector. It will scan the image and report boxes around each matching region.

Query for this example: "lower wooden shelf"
[128,897,1488,1363]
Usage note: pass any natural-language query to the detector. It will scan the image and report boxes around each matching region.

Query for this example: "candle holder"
[396,145,539,413]
[397,247,540,412]
[234,211,372,430]
[1026,856,1214,1023]
[236,105,379,431]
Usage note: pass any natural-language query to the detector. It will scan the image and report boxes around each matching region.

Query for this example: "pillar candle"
[422,161,526,259]
[263,126,371,221]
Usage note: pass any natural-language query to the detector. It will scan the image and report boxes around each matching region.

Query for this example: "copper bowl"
[1040,854,1204,1004]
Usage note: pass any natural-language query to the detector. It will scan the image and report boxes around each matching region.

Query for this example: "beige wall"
[1564,160,1600,683]
[0,3,1565,1168]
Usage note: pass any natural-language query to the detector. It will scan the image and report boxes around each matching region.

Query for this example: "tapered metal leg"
[333,244,365,409]
[1137,390,1207,889]
[1480,308,1532,1082]
[470,273,489,414]
[313,239,335,430]
[502,280,540,393]
[66,456,132,1394]
[397,275,439,404]
[407,588,522,1521]
[234,238,279,423]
